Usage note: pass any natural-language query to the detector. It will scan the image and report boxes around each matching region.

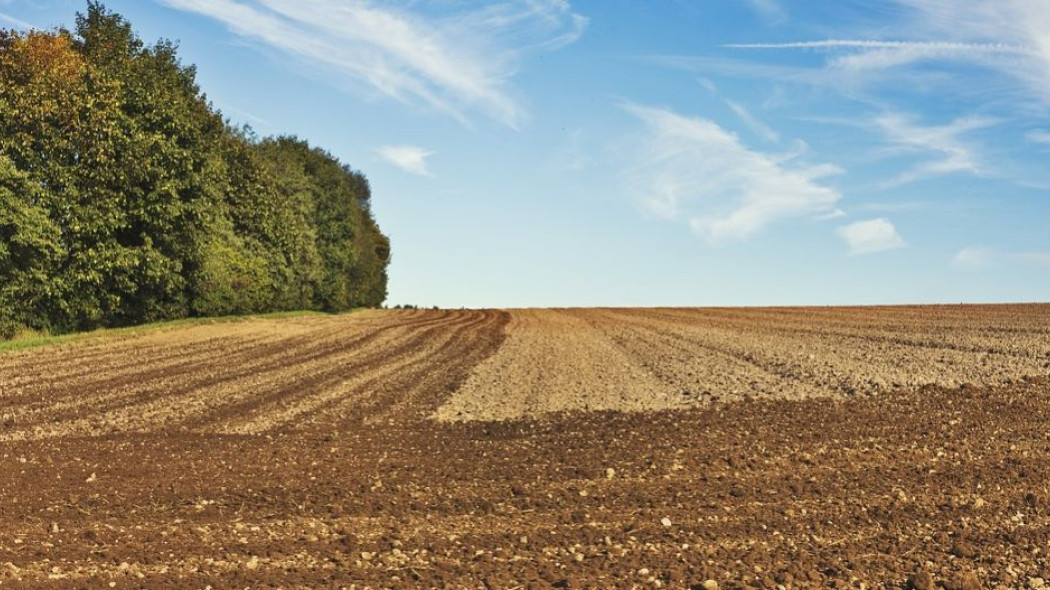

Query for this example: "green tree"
[0,3,390,340]
[255,137,389,311]
[0,155,65,337]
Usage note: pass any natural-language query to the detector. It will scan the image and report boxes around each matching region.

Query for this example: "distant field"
[440,305,1050,420]
[2,305,1049,588]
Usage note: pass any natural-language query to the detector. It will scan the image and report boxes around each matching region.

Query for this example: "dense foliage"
[0,3,389,338]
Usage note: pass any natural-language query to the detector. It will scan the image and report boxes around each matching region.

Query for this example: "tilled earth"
[2,306,1050,589]
[439,306,1050,420]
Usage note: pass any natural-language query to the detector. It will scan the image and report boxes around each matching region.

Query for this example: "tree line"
[0,3,390,339]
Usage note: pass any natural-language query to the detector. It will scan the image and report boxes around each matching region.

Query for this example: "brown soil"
[440,306,1050,420]
[1,306,1049,589]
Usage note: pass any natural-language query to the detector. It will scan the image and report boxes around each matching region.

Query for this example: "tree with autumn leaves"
[0,3,389,338]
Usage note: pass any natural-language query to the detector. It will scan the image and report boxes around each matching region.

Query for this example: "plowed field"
[2,305,1050,589]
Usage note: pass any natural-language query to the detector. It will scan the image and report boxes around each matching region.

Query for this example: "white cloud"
[837,218,905,255]
[1018,252,1050,267]
[0,11,34,29]
[815,209,846,220]
[376,145,435,177]
[860,200,929,213]
[696,79,780,143]
[951,247,996,269]
[727,39,1029,55]
[725,100,780,143]
[697,79,781,142]
[1028,130,1050,143]
[743,0,786,24]
[158,0,586,127]
[220,104,272,127]
[724,39,1031,88]
[896,0,1050,106]
[951,248,1050,269]
[874,112,995,184]
[622,103,841,244]
[726,1,1050,110]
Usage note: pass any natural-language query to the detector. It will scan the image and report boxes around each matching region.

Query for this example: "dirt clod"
[951,541,978,559]
[908,572,935,590]
[944,571,982,590]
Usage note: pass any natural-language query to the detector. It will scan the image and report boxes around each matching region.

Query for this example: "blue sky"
[3,0,1049,307]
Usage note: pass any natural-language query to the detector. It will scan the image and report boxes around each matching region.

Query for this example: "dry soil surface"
[438,306,1050,420]
[2,305,1050,589]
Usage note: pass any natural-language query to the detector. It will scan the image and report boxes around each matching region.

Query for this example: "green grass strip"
[0,309,360,355]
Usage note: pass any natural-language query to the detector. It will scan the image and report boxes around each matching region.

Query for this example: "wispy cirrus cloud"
[1018,252,1050,267]
[0,11,34,29]
[647,0,1050,214]
[951,246,996,270]
[1028,130,1050,144]
[815,208,846,221]
[158,0,587,127]
[874,112,996,185]
[860,200,930,213]
[951,248,1050,269]
[896,0,1050,105]
[698,79,780,143]
[728,39,1032,82]
[837,218,906,255]
[743,0,786,24]
[725,1,1050,109]
[784,111,997,186]
[727,39,1029,54]
[622,103,840,244]
[376,145,435,177]
[725,100,780,143]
